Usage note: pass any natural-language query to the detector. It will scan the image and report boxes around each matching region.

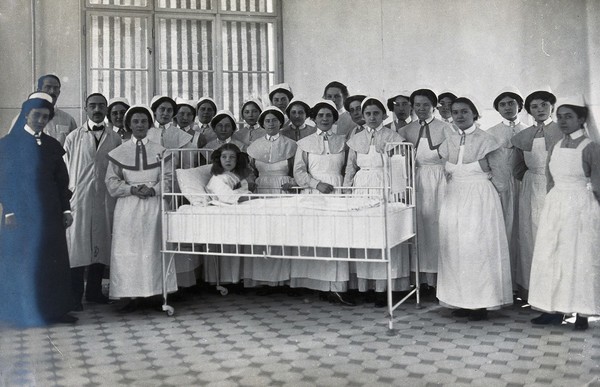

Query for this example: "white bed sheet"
[166,196,414,250]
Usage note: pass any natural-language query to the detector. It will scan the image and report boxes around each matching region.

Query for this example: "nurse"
[343,97,409,298]
[486,87,528,297]
[105,105,177,312]
[323,81,355,137]
[108,97,131,142]
[398,89,454,295]
[385,91,413,133]
[244,106,297,289]
[233,98,265,146]
[291,100,353,305]
[437,91,458,125]
[511,88,562,299]
[281,99,316,141]
[437,97,512,321]
[344,94,367,139]
[528,99,600,330]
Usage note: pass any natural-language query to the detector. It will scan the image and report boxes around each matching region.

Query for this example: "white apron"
[437,161,513,309]
[110,167,177,298]
[516,138,547,290]
[244,159,294,286]
[528,139,600,315]
[350,145,409,292]
[413,140,446,286]
[290,150,349,291]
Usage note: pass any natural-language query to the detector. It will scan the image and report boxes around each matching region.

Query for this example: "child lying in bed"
[206,143,254,204]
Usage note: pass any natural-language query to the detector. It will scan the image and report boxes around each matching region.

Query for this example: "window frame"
[83,0,283,112]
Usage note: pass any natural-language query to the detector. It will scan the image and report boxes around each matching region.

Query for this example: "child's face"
[175,106,195,128]
[289,105,307,128]
[242,104,260,126]
[263,113,282,136]
[220,150,237,172]
[213,117,235,140]
[363,105,384,129]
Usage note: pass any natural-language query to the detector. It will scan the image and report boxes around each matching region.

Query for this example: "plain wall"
[0,0,81,137]
[282,0,595,129]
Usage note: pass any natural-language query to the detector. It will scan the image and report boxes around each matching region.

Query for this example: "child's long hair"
[210,143,250,178]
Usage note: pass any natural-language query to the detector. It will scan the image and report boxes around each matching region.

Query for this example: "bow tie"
[91,125,104,131]
[508,121,516,128]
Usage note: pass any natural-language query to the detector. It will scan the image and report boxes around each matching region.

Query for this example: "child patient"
[206,143,253,204]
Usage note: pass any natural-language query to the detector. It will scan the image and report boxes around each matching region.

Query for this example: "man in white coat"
[64,93,122,310]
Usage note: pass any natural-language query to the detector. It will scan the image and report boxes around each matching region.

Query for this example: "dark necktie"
[34,131,42,146]
[416,121,427,150]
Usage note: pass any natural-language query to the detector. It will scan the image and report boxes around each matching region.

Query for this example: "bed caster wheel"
[217,286,228,296]
[162,305,175,316]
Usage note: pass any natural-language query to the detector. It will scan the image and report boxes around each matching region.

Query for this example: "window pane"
[88,0,148,6]
[157,0,213,10]
[158,70,213,100]
[223,71,272,120]
[221,20,274,117]
[157,17,214,99]
[220,0,273,13]
[88,14,150,104]
[90,70,149,104]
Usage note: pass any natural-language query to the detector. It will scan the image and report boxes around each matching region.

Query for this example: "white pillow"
[176,164,213,206]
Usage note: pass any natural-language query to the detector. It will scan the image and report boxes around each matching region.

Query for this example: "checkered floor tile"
[1,288,599,386]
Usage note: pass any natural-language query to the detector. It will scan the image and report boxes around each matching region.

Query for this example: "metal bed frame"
[159,142,420,329]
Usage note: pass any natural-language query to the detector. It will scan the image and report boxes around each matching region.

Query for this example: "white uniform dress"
[291,131,349,291]
[147,121,200,286]
[400,118,453,286]
[344,126,409,292]
[511,121,562,293]
[244,134,297,286]
[529,137,600,315]
[105,138,177,298]
[437,126,513,310]
[486,120,527,289]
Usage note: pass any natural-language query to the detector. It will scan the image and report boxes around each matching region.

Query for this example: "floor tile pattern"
[1,289,599,386]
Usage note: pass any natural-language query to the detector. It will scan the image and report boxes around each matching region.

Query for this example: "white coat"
[64,125,122,267]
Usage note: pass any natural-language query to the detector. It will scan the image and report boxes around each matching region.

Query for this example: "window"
[85,0,280,120]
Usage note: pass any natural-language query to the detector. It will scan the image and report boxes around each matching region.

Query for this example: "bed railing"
[159,142,418,329]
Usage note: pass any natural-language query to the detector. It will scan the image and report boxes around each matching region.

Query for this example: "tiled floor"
[1,288,599,387]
